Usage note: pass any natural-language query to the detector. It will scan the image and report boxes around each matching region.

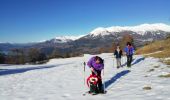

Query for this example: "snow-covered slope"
[55,35,84,42]
[43,23,170,43]
[90,23,170,36]
[0,53,170,100]
[52,35,85,43]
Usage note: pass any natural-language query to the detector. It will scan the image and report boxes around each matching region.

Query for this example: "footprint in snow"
[146,92,156,96]
[156,96,164,99]
[62,93,71,98]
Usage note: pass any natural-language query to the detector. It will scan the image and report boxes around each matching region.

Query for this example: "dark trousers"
[127,55,133,67]
[92,70,103,92]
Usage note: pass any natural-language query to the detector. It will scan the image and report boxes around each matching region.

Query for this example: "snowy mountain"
[89,23,170,36]
[1,23,170,55]
[74,23,170,52]
[45,35,85,43]
[0,53,170,100]
[44,23,170,44]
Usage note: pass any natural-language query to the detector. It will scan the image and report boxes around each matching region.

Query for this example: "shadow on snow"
[132,57,145,65]
[104,70,130,89]
[104,57,145,89]
[0,63,73,76]
[121,57,145,67]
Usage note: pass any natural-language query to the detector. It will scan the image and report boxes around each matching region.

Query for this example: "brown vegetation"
[159,73,170,78]
[136,38,170,58]
[143,86,152,90]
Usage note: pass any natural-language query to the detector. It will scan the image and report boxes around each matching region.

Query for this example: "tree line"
[0,34,134,64]
[0,48,47,64]
[0,48,75,64]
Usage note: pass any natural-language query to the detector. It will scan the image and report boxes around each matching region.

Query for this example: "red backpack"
[86,74,99,87]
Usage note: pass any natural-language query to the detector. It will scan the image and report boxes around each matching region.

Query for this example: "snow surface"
[54,35,85,43]
[0,53,170,100]
[90,23,170,36]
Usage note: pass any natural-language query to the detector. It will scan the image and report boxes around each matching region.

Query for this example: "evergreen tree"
[28,48,46,63]
[0,52,5,64]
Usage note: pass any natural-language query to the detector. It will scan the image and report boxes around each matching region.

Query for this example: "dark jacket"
[114,49,123,58]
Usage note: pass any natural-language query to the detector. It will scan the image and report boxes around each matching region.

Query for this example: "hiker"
[114,45,123,68]
[124,42,135,67]
[87,56,104,94]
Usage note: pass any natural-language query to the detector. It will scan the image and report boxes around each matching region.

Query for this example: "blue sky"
[0,0,170,43]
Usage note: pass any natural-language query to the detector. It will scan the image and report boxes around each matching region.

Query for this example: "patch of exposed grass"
[158,73,170,78]
[144,75,148,77]
[136,38,170,58]
[164,60,170,65]
[147,69,155,72]
[153,65,160,68]
[160,59,170,66]
[146,49,170,58]
[143,86,152,90]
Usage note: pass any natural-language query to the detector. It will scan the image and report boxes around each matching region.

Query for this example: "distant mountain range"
[1,23,170,55]
[45,35,85,43]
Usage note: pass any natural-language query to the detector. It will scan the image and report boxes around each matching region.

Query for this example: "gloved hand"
[90,67,97,75]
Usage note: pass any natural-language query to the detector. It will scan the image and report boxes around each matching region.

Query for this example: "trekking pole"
[103,62,105,93]
[113,56,116,68]
[113,54,114,68]
[83,62,86,85]
[103,68,105,93]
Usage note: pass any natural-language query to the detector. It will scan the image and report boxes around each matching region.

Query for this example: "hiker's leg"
[129,55,133,66]
[98,79,103,92]
[117,58,120,68]
[96,71,103,93]
[118,58,121,67]
[127,56,130,66]
[126,56,128,66]
[119,58,122,67]
[116,58,119,68]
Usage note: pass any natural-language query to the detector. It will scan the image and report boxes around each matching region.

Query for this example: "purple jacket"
[124,46,135,55]
[87,57,104,71]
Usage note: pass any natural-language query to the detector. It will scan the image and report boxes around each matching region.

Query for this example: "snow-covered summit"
[55,35,84,41]
[90,23,170,36]
[48,35,85,43]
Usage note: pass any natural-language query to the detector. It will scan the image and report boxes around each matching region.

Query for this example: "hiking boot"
[98,89,107,94]
[127,65,131,68]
